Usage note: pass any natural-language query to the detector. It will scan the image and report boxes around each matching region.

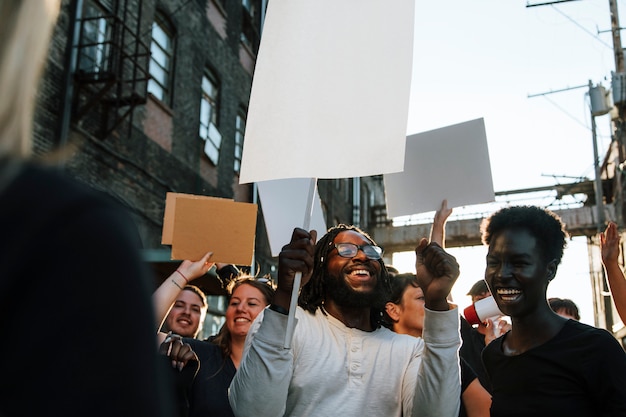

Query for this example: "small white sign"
[384,118,495,217]
[257,178,327,257]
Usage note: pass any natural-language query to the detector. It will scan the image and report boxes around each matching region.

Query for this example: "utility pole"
[606,0,624,334]
[609,0,626,166]
[609,0,624,73]
[590,81,607,233]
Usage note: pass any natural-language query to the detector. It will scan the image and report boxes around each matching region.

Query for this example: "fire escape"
[72,0,150,139]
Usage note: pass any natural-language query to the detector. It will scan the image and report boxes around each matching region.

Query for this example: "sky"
[391,0,626,327]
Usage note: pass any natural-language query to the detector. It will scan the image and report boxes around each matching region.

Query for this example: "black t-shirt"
[460,315,490,392]
[483,319,626,417]
[184,338,237,417]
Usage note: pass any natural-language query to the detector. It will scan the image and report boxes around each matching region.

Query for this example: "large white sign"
[239,0,415,184]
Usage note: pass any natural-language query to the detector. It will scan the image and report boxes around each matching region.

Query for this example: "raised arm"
[430,199,452,248]
[229,227,316,417]
[600,222,626,324]
[415,239,459,311]
[152,251,214,335]
[412,239,461,416]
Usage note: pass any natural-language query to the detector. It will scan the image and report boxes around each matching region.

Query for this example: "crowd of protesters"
[3,1,626,416]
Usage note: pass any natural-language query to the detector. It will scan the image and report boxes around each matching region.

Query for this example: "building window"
[148,12,175,103]
[200,294,227,340]
[240,0,260,54]
[77,1,112,74]
[234,109,246,173]
[199,69,221,165]
[361,186,370,229]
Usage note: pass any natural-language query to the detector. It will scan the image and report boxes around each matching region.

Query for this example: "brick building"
[33,0,389,332]
[34,0,263,287]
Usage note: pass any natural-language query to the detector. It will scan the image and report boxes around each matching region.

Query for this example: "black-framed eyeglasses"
[332,243,383,260]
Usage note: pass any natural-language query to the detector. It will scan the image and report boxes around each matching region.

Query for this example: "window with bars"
[199,70,221,165]
[147,12,175,103]
[77,1,112,74]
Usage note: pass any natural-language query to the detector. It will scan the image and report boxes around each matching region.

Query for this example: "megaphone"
[463,295,503,326]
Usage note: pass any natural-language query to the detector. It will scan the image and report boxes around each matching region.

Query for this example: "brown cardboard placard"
[161,192,229,245]
[170,195,257,265]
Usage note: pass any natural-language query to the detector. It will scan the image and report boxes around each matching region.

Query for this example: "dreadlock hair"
[298,224,391,328]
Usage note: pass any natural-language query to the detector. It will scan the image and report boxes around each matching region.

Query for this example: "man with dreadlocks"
[229,225,461,416]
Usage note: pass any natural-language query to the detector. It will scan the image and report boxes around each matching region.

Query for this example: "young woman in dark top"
[481,205,626,416]
[158,265,275,417]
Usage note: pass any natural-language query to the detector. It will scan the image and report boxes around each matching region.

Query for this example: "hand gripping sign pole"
[284,178,317,348]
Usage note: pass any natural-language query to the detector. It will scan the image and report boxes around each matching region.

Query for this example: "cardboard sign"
[163,193,258,265]
[384,118,495,217]
[238,0,415,183]
[161,193,227,244]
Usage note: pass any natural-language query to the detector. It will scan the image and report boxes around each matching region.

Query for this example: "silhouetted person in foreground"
[0,1,174,415]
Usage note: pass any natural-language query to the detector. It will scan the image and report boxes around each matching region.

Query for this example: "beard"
[324,272,389,310]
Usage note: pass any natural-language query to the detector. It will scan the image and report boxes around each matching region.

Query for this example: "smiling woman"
[392,236,595,326]
[169,275,275,417]
[479,205,626,416]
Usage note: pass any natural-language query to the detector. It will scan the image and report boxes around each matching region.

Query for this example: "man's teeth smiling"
[351,269,369,276]
[234,318,249,323]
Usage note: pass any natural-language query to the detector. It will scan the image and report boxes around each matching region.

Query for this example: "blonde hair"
[0,0,61,158]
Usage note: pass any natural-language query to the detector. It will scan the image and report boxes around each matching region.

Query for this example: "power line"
[550,4,614,49]
[528,84,593,131]
[526,0,581,7]
[541,94,592,131]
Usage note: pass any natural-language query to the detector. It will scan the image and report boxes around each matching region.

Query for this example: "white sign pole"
[284,178,317,348]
